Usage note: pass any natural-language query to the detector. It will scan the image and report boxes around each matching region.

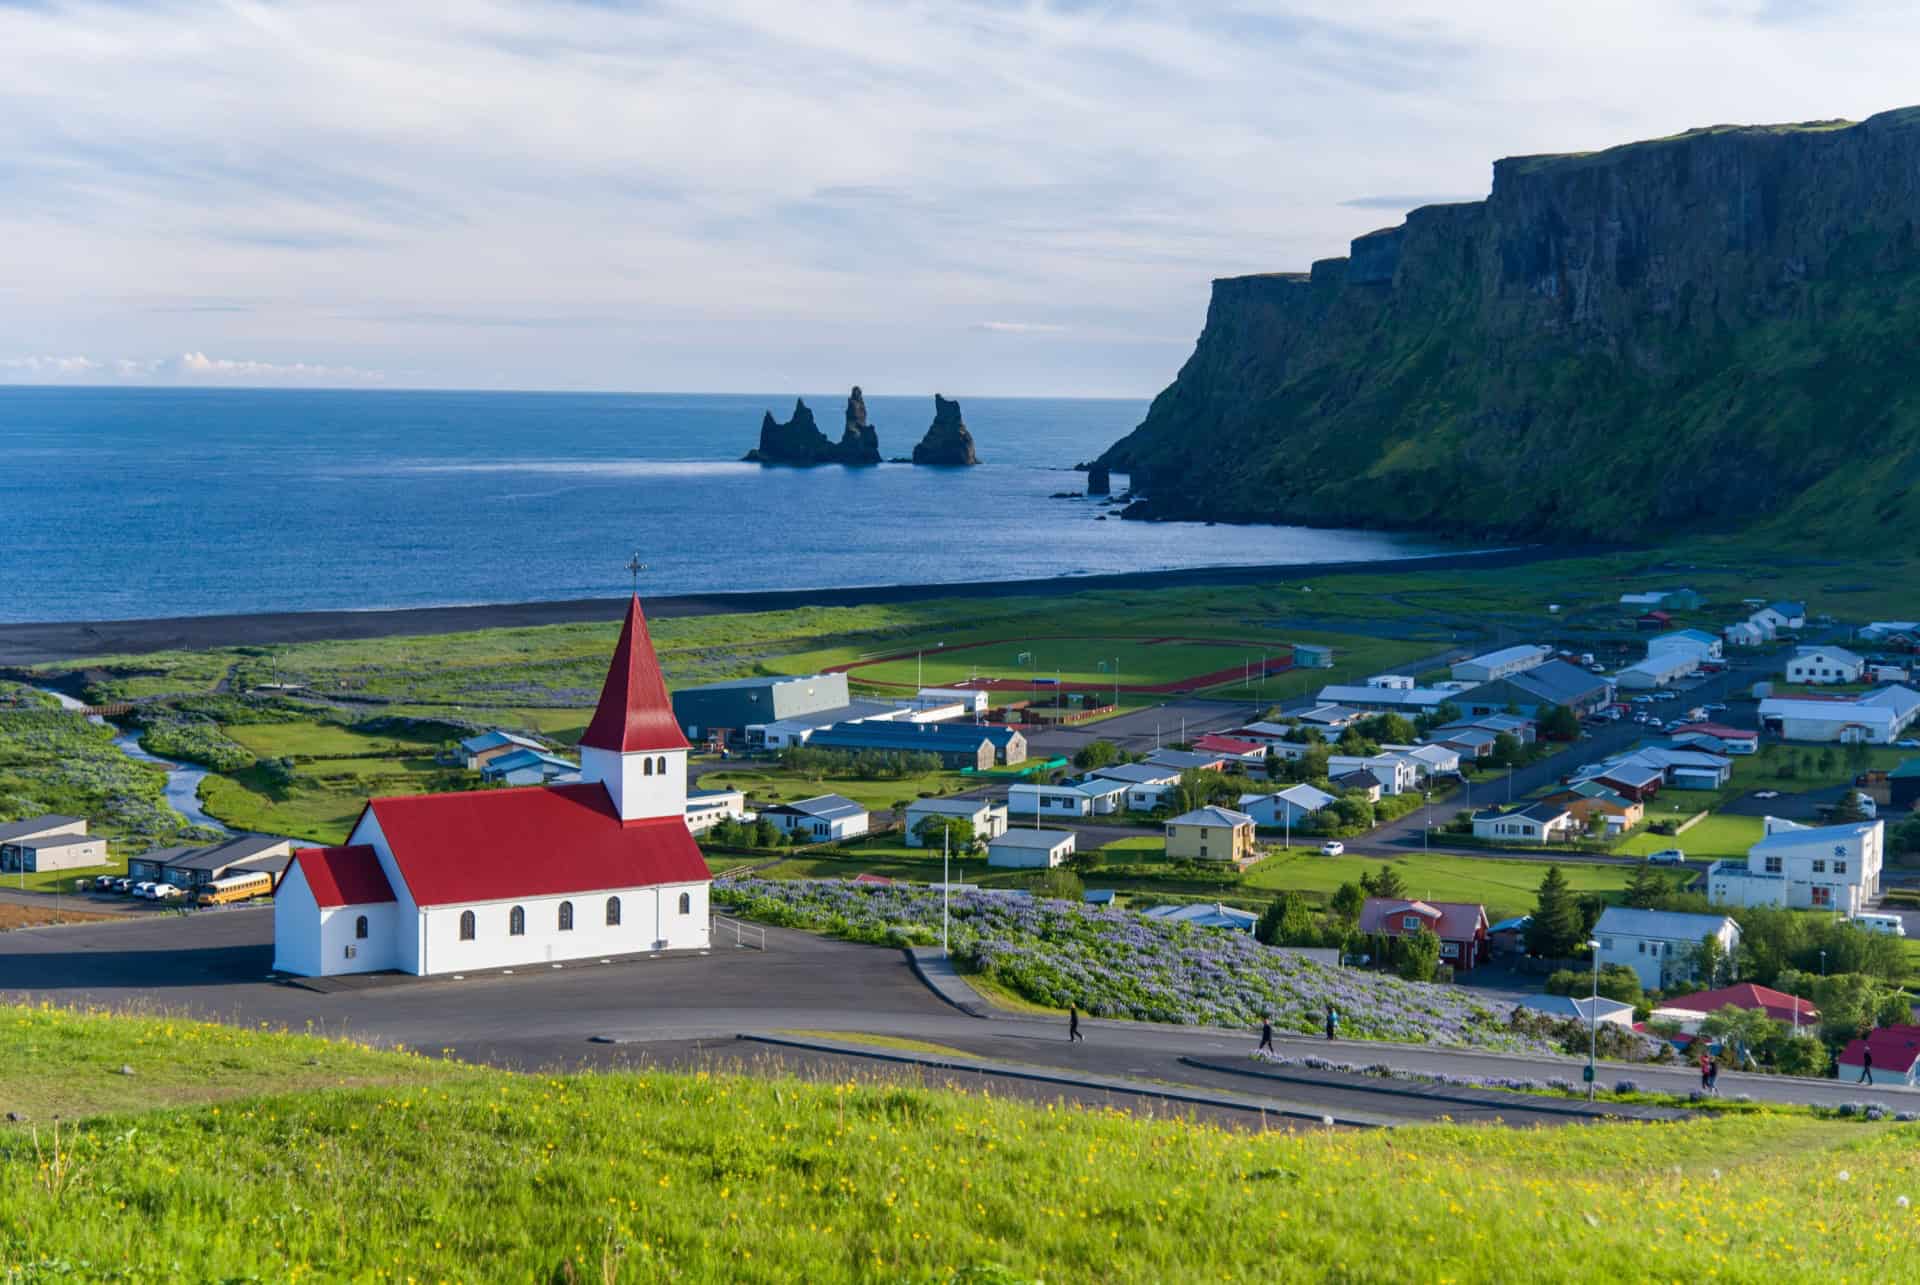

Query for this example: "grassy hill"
[3,1003,1918,1281]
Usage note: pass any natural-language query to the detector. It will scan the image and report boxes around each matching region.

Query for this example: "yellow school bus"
[194,871,274,907]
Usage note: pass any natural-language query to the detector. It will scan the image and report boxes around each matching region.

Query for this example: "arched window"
[606,896,621,926]
[509,905,526,936]
[642,757,653,776]
[355,914,369,940]
[656,756,667,775]
[558,900,574,931]
[459,910,476,941]
[677,891,692,915]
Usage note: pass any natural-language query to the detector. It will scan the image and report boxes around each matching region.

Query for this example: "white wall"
[581,746,687,821]
[987,838,1071,868]
[416,882,709,975]
[272,864,322,977]
[271,863,402,977]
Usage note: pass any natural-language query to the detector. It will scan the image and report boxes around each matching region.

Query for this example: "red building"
[1358,897,1491,972]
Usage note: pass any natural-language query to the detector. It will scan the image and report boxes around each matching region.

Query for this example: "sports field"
[833,635,1293,693]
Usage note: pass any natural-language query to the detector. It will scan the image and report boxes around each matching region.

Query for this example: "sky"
[3,0,1919,397]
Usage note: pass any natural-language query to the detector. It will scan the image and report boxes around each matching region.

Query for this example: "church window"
[643,758,653,777]
[459,910,476,941]
[558,900,574,931]
[678,891,691,915]
[656,756,666,774]
[355,915,369,940]
[606,896,622,926]
[509,905,526,936]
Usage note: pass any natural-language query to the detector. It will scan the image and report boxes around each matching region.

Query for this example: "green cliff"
[1098,109,1920,546]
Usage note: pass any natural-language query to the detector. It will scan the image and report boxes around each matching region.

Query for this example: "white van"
[1853,913,1907,939]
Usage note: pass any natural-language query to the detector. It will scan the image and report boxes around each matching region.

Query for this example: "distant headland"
[743,388,979,467]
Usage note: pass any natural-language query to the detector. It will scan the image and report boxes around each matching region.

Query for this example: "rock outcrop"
[1085,462,1111,496]
[911,395,979,466]
[1096,108,1920,546]
[744,390,880,465]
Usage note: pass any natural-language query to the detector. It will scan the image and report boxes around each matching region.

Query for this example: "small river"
[39,688,232,834]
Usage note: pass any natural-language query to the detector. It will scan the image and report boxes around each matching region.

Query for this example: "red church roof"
[289,844,396,908]
[1658,983,1819,1025]
[365,782,708,907]
[577,595,689,754]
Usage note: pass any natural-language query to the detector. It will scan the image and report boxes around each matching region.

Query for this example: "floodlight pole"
[942,827,950,958]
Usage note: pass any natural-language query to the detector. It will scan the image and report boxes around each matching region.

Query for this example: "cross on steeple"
[625,552,649,593]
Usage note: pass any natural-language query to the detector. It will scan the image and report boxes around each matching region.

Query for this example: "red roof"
[1841,1025,1920,1074]
[1193,733,1265,756]
[1658,983,1819,1025]
[366,782,708,906]
[578,595,689,754]
[1671,722,1758,740]
[1358,897,1488,941]
[289,844,395,908]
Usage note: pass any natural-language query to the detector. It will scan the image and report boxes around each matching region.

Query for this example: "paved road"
[3,909,1911,1122]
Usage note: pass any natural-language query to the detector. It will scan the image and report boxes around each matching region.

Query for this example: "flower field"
[715,878,1544,1051]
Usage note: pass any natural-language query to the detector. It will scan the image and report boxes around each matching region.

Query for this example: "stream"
[39,688,233,834]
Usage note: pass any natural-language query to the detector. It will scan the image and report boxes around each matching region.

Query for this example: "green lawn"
[1613,812,1766,863]
[5,1002,1920,1280]
[1242,850,1635,920]
[696,764,974,814]
[223,720,446,759]
[4,859,125,894]
[196,758,470,845]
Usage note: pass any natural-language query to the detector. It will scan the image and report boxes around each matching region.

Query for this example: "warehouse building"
[1758,687,1920,744]
[671,673,851,744]
[1451,644,1551,684]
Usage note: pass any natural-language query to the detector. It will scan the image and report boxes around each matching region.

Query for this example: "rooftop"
[991,828,1075,848]
[1595,906,1737,939]
[0,814,83,845]
[1167,806,1255,828]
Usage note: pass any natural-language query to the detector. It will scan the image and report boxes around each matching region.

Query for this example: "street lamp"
[1820,949,1827,977]
[1586,938,1602,1101]
[1422,790,1432,853]
[942,826,950,958]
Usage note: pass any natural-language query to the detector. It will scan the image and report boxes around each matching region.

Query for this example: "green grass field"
[4,1002,1919,1281]
[696,765,975,814]
[1614,812,1767,863]
[222,721,446,759]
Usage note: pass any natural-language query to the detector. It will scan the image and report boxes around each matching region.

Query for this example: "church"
[272,594,711,977]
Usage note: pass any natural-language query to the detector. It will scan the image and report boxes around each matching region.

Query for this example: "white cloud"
[0,356,103,376]
[1,352,383,386]
[974,322,1068,335]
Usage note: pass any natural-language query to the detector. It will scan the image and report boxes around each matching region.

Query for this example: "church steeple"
[579,594,688,754]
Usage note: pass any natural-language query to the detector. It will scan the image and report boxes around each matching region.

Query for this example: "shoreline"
[0,545,1582,666]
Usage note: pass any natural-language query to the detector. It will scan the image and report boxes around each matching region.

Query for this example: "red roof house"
[1192,733,1267,759]
[1357,897,1491,972]
[1839,1025,1920,1086]
[1652,983,1820,1030]
[285,844,394,908]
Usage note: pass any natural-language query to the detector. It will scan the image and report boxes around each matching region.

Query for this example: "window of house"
[1835,861,1848,875]
[509,905,526,936]
[558,900,574,931]
[459,910,476,941]
[1765,856,1782,874]
[1812,887,1832,907]
[1402,916,1422,931]
[606,896,621,926]
[355,915,369,940]
[656,756,666,774]
[1601,937,1614,950]
[678,892,691,915]
[1637,942,1646,954]
[1812,860,1826,874]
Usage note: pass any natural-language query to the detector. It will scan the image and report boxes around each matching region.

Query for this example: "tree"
[1356,713,1416,745]
[1264,749,1281,781]
[1622,864,1668,910]
[1831,791,1869,824]
[1414,702,1463,736]
[1891,816,1920,862]
[1032,868,1084,901]
[913,814,977,853]
[1064,847,1101,875]
[1329,881,1366,925]
[1771,1035,1829,1078]
[1845,740,1874,773]
[1325,793,1375,833]
[1396,928,1441,982]
[1697,1005,1782,1068]
[1336,725,1378,757]
[1073,740,1119,770]
[1489,732,1524,769]
[752,817,780,847]
[1538,703,1581,742]
[1256,891,1318,947]
[1361,863,1407,900]
[1692,933,1730,989]
[1285,744,1332,785]
[1526,866,1584,959]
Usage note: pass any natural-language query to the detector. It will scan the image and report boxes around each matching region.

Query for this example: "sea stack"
[911,394,979,466]
[839,386,881,465]
[744,394,880,465]
[1086,462,1111,495]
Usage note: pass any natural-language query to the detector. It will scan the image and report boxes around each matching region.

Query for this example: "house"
[986,828,1076,869]
[913,686,990,715]
[0,814,86,849]
[1707,818,1884,916]
[1890,759,1920,813]
[1314,684,1455,713]
[745,698,919,750]
[1326,754,1419,796]
[456,730,547,771]
[1331,770,1383,802]
[1648,629,1724,663]
[1594,907,1741,991]
[1165,806,1257,864]
[1838,1026,1920,1087]
[903,797,1009,847]
[1543,781,1644,834]
[1571,746,1731,796]
[1087,761,1184,811]
[1668,723,1759,756]
[1723,621,1766,649]
[1515,994,1636,1027]
[972,726,1030,765]
[1869,663,1911,685]
[146,834,291,889]
[671,672,852,744]
[1224,721,1299,746]
[1144,902,1258,932]
[1860,621,1920,644]
[1237,784,1336,829]
[1294,704,1368,731]
[1432,727,1499,760]
[684,788,751,835]
[1758,686,1920,744]
[480,747,581,786]
[0,815,99,873]
[1470,802,1575,844]
[1786,646,1866,686]
[1488,915,1532,954]
[761,795,870,843]
[1615,651,1700,690]
[1142,749,1230,774]
[1380,743,1462,779]
[1451,644,1552,684]
[1008,782,1095,819]
[1434,713,1537,744]
[1191,733,1269,763]
[1650,983,1820,1035]
[1635,610,1674,631]
[1291,643,1335,669]
[1587,759,1665,803]
[1458,661,1611,718]
[1752,601,1808,633]
[1357,897,1491,972]
[804,722,1012,770]
[272,594,711,978]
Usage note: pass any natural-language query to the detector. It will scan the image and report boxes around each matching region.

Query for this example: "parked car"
[1319,841,1345,856]
[1647,849,1686,865]
[1898,739,1920,750]
[1753,789,1781,800]
[151,883,184,901]
[132,881,157,898]
[1704,703,1729,713]
[1631,696,1654,705]
[111,877,135,894]
[92,875,116,891]
[1589,663,1607,673]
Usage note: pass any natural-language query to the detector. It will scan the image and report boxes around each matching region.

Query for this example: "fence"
[712,914,767,950]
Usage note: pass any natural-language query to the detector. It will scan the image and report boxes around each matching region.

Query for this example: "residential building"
[1224,721,1297,746]
[685,788,750,834]
[903,797,1008,847]
[1649,984,1820,1035]
[1294,704,1368,731]
[803,722,1010,770]
[761,795,870,843]
[1458,660,1612,718]
[1314,684,1455,713]
[1191,733,1268,762]
[1648,629,1724,663]
[1707,818,1884,916]
[137,834,291,889]
[1515,994,1636,1026]
[1236,784,1335,829]
[456,730,547,771]
[1594,907,1741,991]
[1470,802,1574,844]
[272,594,710,978]
[1571,746,1731,796]
[1144,902,1258,932]
[1668,723,1759,755]
[1451,644,1552,684]
[972,726,1030,765]
[1434,713,1537,744]
[1432,727,1498,760]
[0,814,86,849]
[1543,781,1644,835]
[1786,646,1866,686]
[1860,621,1920,644]
[480,748,580,786]
[1381,743,1462,779]
[1291,643,1335,669]
[1357,897,1491,972]
[1615,651,1701,690]
[671,673,852,743]
[1087,761,1183,811]
[1723,621,1765,649]
[0,815,97,872]
[1142,749,1230,773]
[1008,782,1095,820]
[1752,601,1808,633]
[1164,806,1257,864]
[1331,771,1382,802]
[1838,1027,1920,1087]
[1758,687,1920,744]
[1326,754,1419,796]
[986,828,1075,869]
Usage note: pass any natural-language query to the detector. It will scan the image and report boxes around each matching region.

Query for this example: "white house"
[1708,818,1884,917]
[1594,907,1742,991]
[913,687,990,715]
[1752,601,1807,633]
[1647,629,1723,663]
[480,748,581,786]
[1007,782,1096,820]
[684,787,751,834]
[904,796,1009,847]
[1723,621,1765,649]
[1470,802,1575,844]
[1237,784,1336,829]
[1087,762,1183,811]
[1315,684,1455,713]
[1758,687,1920,744]
[273,594,710,979]
[1143,902,1259,933]
[1615,651,1700,690]
[987,828,1076,868]
[1514,994,1636,1027]
[1786,646,1866,686]
[1327,754,1420,796]
[1451,645,1551,684]
[1380,743,1463,779]
[762,795,869,842]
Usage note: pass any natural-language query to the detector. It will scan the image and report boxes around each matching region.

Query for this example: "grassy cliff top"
[1498,115,1866,176]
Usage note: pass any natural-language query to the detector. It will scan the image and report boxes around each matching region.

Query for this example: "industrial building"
[671,673,851,744]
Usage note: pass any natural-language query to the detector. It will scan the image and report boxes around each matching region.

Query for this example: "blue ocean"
[0,387,1449,623]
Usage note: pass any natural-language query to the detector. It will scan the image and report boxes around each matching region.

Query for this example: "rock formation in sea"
[911,395,979,466]
[743,390,880,465]
[1085,462,1111,496]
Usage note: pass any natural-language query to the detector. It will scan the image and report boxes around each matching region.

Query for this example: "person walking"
[1258,1014,1275,1055]
[1699,1051,1712,1093]
[1068,1004,1083,1043]
[1324,1006,1338,1042]
[1859,1045,1874,1085]
[1706,1056,1719,1095]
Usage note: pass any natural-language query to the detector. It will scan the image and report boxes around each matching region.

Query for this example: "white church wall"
[415,881,709,975]
[582,746,687,821]
[348,807,425,973]
[271,864,322,977]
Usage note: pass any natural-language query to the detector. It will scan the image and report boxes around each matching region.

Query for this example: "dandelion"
[1897,1196,1910,1209]
[1839,1171,1852,1183]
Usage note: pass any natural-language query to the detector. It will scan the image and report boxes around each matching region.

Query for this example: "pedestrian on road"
[1325,1006,1338,1042]
[1706,1056,1719,1095]
[1258,1015,1274,1055]
[1699,1052,1712,1093]
[1068,1004,1083,1043]
[1859,1046,1874,1084]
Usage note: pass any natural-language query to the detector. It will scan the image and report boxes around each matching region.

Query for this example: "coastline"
[0,545,1580,666]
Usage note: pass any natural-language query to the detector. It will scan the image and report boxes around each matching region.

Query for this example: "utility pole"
[1586,939,1601,1102]
[942,826,950,958]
